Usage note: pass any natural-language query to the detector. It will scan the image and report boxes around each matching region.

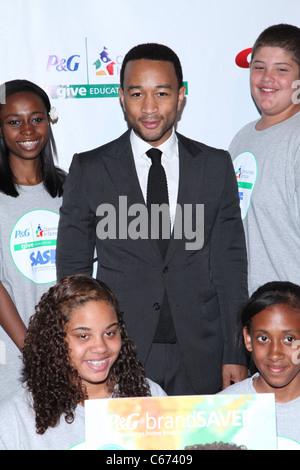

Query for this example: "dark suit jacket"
[56,130,248,393]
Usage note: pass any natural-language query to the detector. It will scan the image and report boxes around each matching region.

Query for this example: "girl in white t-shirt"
[0,274,166,449]
[0,79,65,352]
[221,281,300,445]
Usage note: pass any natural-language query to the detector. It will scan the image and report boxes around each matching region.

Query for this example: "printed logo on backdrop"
[10,210,59,284]
[235,48,252,68]
[233,152,257,220]
[93,46,122,77]
[44,39,188,100]
[44,40,122,99]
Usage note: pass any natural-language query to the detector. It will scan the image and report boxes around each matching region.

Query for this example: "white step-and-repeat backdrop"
[1,0,299,171]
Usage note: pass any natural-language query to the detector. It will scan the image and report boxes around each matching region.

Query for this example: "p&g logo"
[15,229,30,238]
[46,55,80,72]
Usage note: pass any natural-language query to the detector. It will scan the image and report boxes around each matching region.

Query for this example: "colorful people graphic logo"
[36,224,43,238]
[93,46,116,76]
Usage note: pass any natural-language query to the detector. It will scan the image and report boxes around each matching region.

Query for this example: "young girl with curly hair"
[0,274,166,450]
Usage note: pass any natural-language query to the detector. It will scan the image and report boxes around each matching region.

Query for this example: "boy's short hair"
[120,43,183,90]
[251,23,300,73]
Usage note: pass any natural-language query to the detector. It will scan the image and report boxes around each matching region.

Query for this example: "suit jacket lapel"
[102,130,145,206]
[101,130,162,257]
[165,133,205,262]
[101,130,205,261]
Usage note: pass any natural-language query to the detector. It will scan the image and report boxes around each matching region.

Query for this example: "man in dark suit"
[56,43,248,395]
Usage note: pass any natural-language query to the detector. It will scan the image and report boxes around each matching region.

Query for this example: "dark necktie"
[146,148,176,344]
[146,148,170,259]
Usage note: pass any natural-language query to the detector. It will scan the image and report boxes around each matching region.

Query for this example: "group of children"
[0,23,300,449]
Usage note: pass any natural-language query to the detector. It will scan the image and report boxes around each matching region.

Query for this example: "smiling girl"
[0,79,66,400]
[220,281,300,446]
[0,274,166,450]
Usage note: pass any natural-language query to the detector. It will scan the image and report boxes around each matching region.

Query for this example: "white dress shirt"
[130,128,179,229]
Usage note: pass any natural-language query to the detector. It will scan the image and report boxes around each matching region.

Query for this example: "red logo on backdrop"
[235,48,252,68]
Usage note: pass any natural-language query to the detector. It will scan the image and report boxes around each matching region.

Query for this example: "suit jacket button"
[153,303,160,310]
[163,266,169,274]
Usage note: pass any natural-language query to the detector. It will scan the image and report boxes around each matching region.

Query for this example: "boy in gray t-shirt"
[229,24,300,295]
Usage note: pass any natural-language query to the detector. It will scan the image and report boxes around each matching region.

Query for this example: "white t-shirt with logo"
[219,373,300,449]
[229,111,300,295]
[0,379,167,450]
[0,183,62,400]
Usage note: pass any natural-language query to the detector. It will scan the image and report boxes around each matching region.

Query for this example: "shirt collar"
[130,128,178,161]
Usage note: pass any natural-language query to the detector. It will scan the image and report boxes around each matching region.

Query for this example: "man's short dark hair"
[251,23,300,72]
[120,43,183,89]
